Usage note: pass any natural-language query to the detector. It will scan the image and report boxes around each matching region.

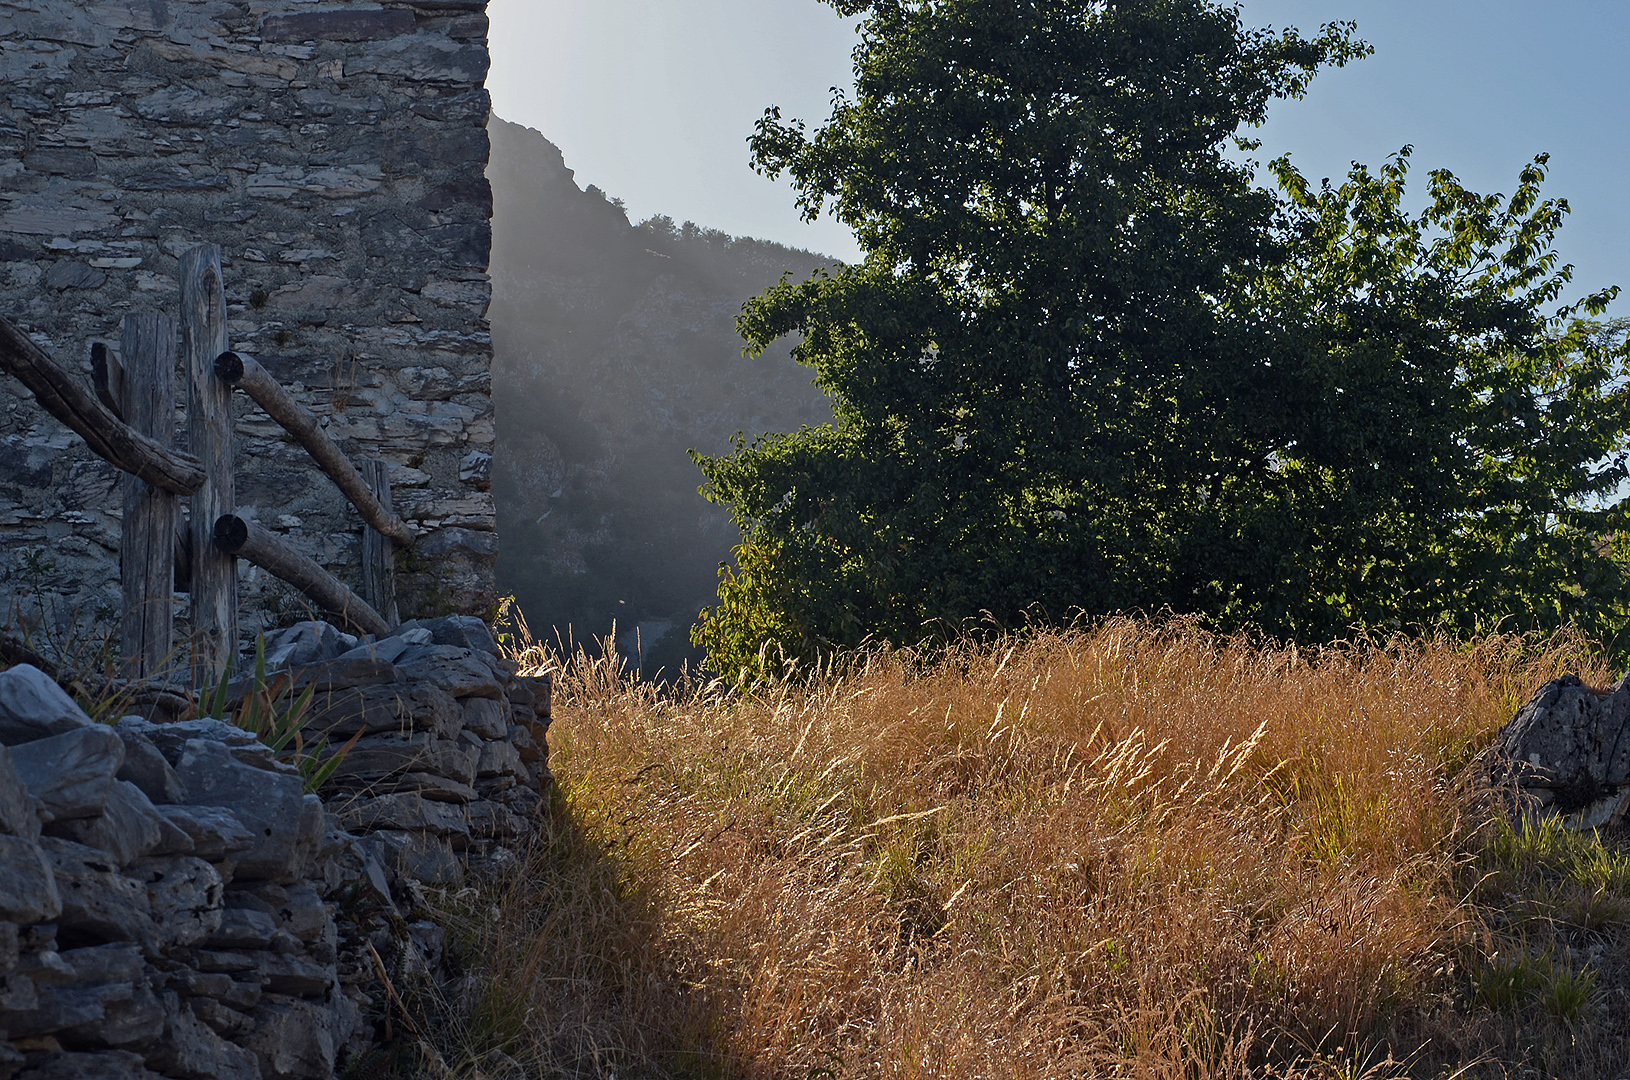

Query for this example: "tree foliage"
[693,0,1630,676]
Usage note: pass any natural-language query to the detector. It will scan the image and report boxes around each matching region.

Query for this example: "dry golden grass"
[416,619,1630,1079]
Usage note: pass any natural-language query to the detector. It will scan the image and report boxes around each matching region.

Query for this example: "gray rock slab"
[10,726,125,822]
[327,733,477,785]
[0,834,61,923]
[39,836,158,950]
[0,743,38,837]
[204,907,279,950]
[460,695,507,739]
[302,681,460,738]
[395,645,503,700]
[362,829,462,886]
[156,803,255,861]
[46,780,165,865]
[118,717,257,766]
[257,952,332,997]
[0,665,94,746]
[246,996,338,1080]
[113,724,184,805]
[128,855,224,949]
[5,943,161,1047]
[466,801,528,842]
[332,792,471,839]
[477,738,524,779]
[147,990,262,1080]
[175,739,308,881]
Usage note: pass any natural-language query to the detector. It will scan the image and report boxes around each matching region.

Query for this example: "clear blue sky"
[488,0,1629,303]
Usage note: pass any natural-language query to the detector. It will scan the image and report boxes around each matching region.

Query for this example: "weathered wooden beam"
[212,514,391,638]
[360,459,400,629]
[119,314,179,681]
[91,342,125,423]
[213,351,416,547]
[0,313,204,495]
[182,245,237,676]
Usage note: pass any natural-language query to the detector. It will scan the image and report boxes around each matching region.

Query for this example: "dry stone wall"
[0,614,552,1080]
[0,0,498,643]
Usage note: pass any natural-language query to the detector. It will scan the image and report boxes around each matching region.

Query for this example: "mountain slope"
[487,117,834,670]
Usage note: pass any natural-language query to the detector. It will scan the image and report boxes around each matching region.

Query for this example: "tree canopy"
[693,0,1630,675]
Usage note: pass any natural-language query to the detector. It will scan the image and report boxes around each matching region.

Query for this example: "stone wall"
[0,614,551,1079]
[0,0,498,646]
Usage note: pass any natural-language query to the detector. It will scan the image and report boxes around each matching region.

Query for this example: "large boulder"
[0,665,95,746]
[1492,673,1630,827]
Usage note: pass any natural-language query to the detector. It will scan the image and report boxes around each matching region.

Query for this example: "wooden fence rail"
[0,243,412,679]
[0,316,205,495]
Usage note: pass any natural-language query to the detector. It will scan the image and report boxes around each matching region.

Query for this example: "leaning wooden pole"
[213,351,416,547]
[212,514,392,638]
[119,315,179,680]
[0,314,204,495]
[182,245,237,677]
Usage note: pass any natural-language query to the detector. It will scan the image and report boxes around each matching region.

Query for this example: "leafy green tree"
[694,0,1630,675]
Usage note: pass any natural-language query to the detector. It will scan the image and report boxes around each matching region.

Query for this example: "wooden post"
[118,315,178,681]
[360,459,400,630]
[0,314,204,495]
[213,514,392,638]
[182,245,236,678]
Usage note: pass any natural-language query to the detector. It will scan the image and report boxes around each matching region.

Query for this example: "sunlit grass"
[409,618,1630,1078]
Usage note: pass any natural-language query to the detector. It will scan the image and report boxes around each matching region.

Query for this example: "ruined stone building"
[0,0,497,650]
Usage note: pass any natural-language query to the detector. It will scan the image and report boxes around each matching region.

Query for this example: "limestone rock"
[129,856,224,949]
[0,744,39,837]
[245,996,338,1080]
[175,739,308,881]
[46,781,166,865]
[5,944,161,1047]
[119,717,258,766]
[145,990,262,1080]
[10,726,125,822]
[1492,673,1630,827]
[205,908,279,950]
[0,665,94,746]
[112,723,185,805]
[460,695,507,739]
[395,645,503,699]
[40,837,158,949]
[156,804,255,862]
[360,829,462,886]
[0,834,62,923]
[333,792,470,840]
[326,732,477,787]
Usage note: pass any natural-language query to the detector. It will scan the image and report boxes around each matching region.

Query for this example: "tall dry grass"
[418,619,1630,1079]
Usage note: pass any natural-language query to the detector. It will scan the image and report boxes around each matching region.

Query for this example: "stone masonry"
[0,614,553,1079]
[0,0,498,646]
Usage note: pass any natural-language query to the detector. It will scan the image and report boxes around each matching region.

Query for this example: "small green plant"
[1538,959,1598,1024]
[1471,952,1546,1011]
[198,635,360,793]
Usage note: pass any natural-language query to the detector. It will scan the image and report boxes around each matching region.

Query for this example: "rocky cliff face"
[487,117,833,672]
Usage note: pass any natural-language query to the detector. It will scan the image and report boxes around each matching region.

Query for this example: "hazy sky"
[488,0,1629,302]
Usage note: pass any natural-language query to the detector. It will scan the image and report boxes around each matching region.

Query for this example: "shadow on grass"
[369,783,744,1080]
